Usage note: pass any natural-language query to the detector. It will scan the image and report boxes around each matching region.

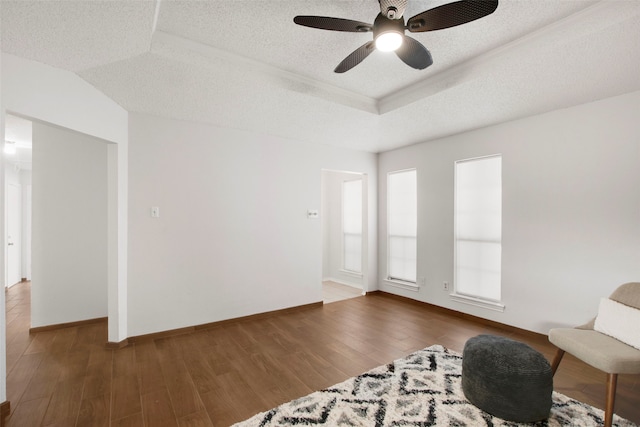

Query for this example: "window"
[454,155,502,305]
[342,179,362,273]
[387,169,417,283]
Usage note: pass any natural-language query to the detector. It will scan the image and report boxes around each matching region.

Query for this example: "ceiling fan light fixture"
[373,13,405,52]
[375,31,403,51]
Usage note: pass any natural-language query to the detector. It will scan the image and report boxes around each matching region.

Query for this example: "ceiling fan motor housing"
[379,0,407,19]
[373,13,406,38]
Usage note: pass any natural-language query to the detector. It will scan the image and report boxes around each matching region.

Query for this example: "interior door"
[7,183,22,287]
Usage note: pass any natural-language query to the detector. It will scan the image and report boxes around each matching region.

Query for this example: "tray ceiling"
[2,0,639,152]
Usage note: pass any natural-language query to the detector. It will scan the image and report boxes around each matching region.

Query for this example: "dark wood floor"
[5,281,639,426]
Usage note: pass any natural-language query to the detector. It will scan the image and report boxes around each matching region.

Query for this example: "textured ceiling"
[2,0,640,153]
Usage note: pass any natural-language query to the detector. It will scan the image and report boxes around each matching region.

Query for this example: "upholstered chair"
[548,282,640,427]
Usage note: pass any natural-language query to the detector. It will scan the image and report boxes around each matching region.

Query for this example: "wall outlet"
[443,281,449,291]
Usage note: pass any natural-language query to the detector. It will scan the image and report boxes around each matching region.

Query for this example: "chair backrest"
[578,282,640,330]
[610,282,640,310]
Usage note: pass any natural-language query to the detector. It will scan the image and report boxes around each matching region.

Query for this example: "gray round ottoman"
[461,334,553,422]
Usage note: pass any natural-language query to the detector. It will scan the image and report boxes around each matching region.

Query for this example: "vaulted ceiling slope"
[2,0,639,153]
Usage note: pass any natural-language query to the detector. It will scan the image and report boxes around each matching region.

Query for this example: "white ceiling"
[2,0,640,153]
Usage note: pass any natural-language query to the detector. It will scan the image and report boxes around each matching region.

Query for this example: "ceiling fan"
[293,0,498,73]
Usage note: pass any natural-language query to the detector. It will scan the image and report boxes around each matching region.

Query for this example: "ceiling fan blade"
[407,0,498,32]
[396,36,433,70]
[294,16,373,32]
[334,42,376,73]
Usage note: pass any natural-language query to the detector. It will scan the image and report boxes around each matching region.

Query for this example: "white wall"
[20,171,32,281]
[128,113,377,336]
[31,122,109,327]
[378,91,640,334]
[322,170,364,288]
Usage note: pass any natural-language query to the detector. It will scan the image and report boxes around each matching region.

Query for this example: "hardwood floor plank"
[24,330,57,355]
[278,351,333,392]
[206,329,250,361]
[112,345,136,378]
[88,346,114,367]
[200,384,260,427]
[183,358,218,396]
[5,281,640,426]
[141,388,178,427]
[6,352,44,404]
[154,337,183,362]
[199,391,238,427]
[136,357,166,395]
[177,409,214,427]
[289,351,350,387]
[113,413,144,427]
[111,374,142,421]
[77,393,110,427]
[41,378,84,426]
[132,340,157,363]
[202,370,269,423]
[83,348,113,402]
[69,324,102,353]
[158,355,190,382]
[202,348,234,377]
[18,353,61,402]
[58,350,91,382]
[157,356,204,418]
[6,349,23,379]
[163,373,205,419]
[7,337,33,374]
[227,354,302,409]
[83,373,112,402]
[6,396,49,427]
[49,328,77,354]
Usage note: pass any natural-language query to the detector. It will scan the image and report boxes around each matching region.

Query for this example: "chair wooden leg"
[550,348,565,375]
[604,373,617,427]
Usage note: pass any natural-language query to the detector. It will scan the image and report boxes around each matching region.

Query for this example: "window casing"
[342,179,362,273]
[454,155,502,303]
[387,169,417,283]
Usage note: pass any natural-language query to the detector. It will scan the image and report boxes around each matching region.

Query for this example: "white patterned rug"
[233,345,637,427]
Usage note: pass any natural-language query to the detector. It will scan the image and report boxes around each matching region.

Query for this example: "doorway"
[7,183,21,286]
[4,114,33,288]
[3,113,113,331]
[321,169,368,303]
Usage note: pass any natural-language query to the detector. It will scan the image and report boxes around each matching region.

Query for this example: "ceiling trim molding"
[151,30,379,114]
[378,0,616,114]
[149,1,623,117]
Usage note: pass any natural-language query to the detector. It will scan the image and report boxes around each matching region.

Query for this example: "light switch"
[307,209,319,219]
[151,207,160,218]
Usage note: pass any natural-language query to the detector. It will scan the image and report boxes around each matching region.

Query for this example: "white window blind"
[455,155,502,302]
[342,179,362,273]
[387,169,417,283]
